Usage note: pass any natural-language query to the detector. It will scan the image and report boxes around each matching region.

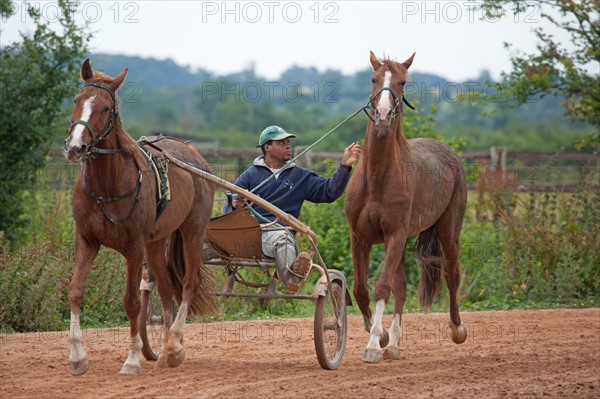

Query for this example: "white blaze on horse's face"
[375,71,393,125]
[65,95,96,161]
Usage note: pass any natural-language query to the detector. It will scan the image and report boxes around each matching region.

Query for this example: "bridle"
[69,81,143,224]
[67,81,122,158]
[363,86,415,123]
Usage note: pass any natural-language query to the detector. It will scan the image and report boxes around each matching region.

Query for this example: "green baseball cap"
[256,126,296,148]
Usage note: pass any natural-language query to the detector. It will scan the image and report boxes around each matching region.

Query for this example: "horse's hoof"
[119,363,141,375]
[167,348,185,368]
[383,347,400,360]
[449,322,467,344]
[379,329,389,348]
[68,358,90,376]
[362,348,382,363]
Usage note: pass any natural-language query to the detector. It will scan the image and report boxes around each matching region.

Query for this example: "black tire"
[314,281,348,370]
[139,285,165,361]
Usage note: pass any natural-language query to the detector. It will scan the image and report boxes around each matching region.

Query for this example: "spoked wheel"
[314,280,348,370]
[139,284,166,361]
[139,264,176,362]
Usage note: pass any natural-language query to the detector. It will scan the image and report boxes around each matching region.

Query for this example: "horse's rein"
[69,82,121,158]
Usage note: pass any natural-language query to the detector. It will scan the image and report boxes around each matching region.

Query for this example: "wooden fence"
[197,147,598,192]
[48,146,598,192]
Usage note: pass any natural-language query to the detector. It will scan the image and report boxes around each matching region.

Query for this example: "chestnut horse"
[344,52,468,363]
[63,59,215,375]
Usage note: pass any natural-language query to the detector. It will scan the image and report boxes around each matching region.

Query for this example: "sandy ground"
[1,308,599,399]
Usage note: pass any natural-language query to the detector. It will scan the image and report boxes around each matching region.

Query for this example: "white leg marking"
[376,71,393,120]
[166,302,189,367]
[120,333,143,375]
[388,313,402,349]
[365,299,386,351]
[171,302,188,340]
[68,311,89,375]
[382,313,402,360]
[68,95,96,148]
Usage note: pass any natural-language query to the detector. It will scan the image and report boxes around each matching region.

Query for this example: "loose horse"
[63,59,215,375]
[344,52,468,363]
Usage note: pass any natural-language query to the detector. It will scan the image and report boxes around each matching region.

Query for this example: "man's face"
[266,138,292,163]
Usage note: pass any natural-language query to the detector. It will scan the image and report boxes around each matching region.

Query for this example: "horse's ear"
[370,51,381,71]
[111,68,128,91]
[402,52,416,70]
[80,58,93,82]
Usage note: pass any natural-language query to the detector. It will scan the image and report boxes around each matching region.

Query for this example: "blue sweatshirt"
[224,156,351,223]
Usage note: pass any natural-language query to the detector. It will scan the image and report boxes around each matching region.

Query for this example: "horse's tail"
[414,225,443,308]
[166,229,217,316]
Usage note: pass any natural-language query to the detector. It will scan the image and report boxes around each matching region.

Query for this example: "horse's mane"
[90,70,113,84]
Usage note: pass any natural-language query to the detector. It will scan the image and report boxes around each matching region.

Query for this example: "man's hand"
[342,141,362,168]
[232,196,246,209]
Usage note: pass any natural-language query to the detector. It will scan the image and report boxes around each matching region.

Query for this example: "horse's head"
[64,59,128,162]
[368,51,415,129]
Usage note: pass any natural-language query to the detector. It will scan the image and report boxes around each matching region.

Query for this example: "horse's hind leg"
[384,244,407,361]
[144,240,175,369]
[68,235,99,376]
[436,215,467,344]
[165,228,210,368]
[146,240,174,368]
[120,250,145,375]
[350,234,372,332]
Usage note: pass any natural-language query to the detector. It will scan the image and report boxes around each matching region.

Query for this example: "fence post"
[490,146,507,184]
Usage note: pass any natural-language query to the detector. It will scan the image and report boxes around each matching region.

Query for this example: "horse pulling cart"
[63,59,353,376]
[138,151,351,370]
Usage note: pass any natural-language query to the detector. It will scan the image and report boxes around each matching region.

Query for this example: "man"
[226,125,361,293]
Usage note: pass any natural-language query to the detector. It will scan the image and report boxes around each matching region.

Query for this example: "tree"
[479,0,599,147]
[0,0,91,244]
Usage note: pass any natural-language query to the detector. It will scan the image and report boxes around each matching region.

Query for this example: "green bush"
[462,161,599,309]
[498,188,599,303]
[0,191,131,332]
[0,231,71,332]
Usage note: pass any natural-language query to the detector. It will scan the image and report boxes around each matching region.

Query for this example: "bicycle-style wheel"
[139,283,167,361]
[313,280,348,370]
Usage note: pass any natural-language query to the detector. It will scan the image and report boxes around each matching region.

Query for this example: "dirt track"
[1,308,599,398]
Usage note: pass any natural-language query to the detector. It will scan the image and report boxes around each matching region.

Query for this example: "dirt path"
[1,308,599,398]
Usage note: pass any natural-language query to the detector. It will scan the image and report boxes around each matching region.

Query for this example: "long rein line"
[249,102,368,195]
[249,92,414,195]
[240,102,370,224]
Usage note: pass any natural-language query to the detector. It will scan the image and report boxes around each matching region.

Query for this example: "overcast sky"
[1,0,575,81]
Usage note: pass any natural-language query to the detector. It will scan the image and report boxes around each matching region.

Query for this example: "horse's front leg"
[363,236,406,364]
[68,235,99,376]
[119,252,144,375]
[384,243,407,361]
